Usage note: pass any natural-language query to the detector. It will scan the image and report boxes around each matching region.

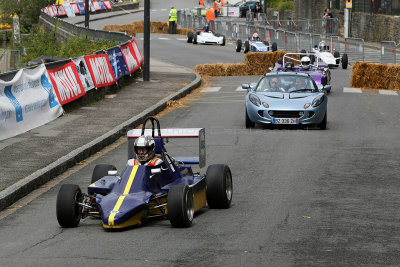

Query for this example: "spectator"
[323,8,333,19]
[168,6,177,34]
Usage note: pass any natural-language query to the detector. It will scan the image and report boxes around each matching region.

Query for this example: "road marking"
[177,38,187,41]
[235,86,246,91]
[202,87,221,92]
[158,37,170,40]
[151,10,157,12]
[161,9,167,11]
[343,87,362,93]
[105,94,117,99]
[379,90,398,95]
[80,107,97,110]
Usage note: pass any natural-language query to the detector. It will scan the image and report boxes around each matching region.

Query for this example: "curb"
[0,72,202,212]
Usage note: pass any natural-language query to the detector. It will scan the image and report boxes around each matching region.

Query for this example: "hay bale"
[195,63,226,76]
[244,51,287,75]
[350,62,388,89]
[224,63,250,76]
[385,64,400,90]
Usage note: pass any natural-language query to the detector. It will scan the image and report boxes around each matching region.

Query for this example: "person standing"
[323,8,334,37]
[213,0,220,17]
[199,0,205,6]
[168,6,177,34]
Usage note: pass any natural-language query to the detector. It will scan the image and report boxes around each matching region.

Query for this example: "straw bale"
[350,62,388,89]
[244,51,287,75]
[224,63,250,76]
[385,64,400,90]
[195,63,227,76]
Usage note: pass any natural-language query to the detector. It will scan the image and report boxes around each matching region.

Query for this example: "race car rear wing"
[127,128,206,168]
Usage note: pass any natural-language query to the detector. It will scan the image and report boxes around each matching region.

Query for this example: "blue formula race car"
[244,72,328,129]
[56,117,232,229]
[236,32,277,53]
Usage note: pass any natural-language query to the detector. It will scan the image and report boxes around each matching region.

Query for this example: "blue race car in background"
[236,32,277,53]
[56,117,233,229]
[244,72,328,129]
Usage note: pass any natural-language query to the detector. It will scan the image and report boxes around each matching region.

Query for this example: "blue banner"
[77,2,85,15]
[99,1,107,10]
[107,47,130,80]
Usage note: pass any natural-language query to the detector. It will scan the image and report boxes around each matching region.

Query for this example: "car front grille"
[270,111,302,118]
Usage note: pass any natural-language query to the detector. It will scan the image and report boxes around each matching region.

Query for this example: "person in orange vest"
[220,0,226,7]
[199,0,205,6]
[206,7,215,22]
[213,0,220,17]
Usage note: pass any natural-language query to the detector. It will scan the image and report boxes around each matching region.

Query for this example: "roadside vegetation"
[268,0,294,11]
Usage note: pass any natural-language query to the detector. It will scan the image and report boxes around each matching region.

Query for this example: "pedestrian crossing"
[202,86,399,96]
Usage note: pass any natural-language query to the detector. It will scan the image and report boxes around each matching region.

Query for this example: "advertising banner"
[107,47,130,80]
[90,2,96,12]
[92,1,102,11]
[56,5,67,16]
[0,64,63,141]
[120,42,139,75]
[47,62,86,106]
[77,2,85,15]
[63,4,76,17]
[70,3,80,14]
[99,1,107,10]
[49,6,57,17]
[103,0,112,10]
[131,39,144,65]
[84,54,116,88]
[73,57,95,92]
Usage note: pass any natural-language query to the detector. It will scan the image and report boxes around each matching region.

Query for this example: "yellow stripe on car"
[108,165,139,225]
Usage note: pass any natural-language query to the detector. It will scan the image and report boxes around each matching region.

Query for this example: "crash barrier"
[195,51,288,76]
[328,36,340,54]
[0,50,21,73]
[345,38,365,62]
[311,34,321,50]
[102,21,192,37]
[298,33,311,52]
[285,31,297,52]
[350,62,400,90]
[300,18,339,38]
[0,10,146,141]
[381,41,396,64]
[275,30,285,51]
[42,1,115,18]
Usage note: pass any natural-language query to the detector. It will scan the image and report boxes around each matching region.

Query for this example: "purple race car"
[272,53,332,93]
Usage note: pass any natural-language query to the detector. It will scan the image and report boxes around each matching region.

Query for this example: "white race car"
[187,27,225,46]
[305,41,348,69]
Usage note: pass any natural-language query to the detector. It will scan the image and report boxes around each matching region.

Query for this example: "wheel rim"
[225,172,233,201]
[185,191,194,221]
[74,191,82,218]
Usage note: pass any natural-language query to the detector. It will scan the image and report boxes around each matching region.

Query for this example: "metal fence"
[381,41,396,64]
[345,38,365,62]
[0,50,21,73]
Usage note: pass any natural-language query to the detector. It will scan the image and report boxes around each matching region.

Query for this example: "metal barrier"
[328,36,341,53]
[266,28,276,44]
[345,38,365,62]
[381,41,396,64]
[276,30,286,50]
[285,31,297,52]
[257,26,266,43]
[215,20,223,35]
[248,25,256,36]
[0,50,21,73]
[187,14,193,29]
[298,33,311,52]
[311,34,321,50]
[238,24,247,40]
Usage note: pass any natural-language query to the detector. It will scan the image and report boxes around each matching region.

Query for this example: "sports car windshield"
[255,75,318,93]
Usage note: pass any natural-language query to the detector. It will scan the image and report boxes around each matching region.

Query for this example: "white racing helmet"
[252,33,260,41]
[134,135,156,163]
[301,56,311,69]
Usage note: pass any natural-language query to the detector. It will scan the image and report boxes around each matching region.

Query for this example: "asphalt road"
[1,2,400,266]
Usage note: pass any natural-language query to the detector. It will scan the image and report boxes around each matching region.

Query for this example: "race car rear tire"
[333,51,340,64]
[342,53,348,69]
[244,40,250,53]
[187,32,193,43]
[91,164,117,184]
[245,108,255,128]
[168,184,194,228]
[318,112,327,130]
[56,184,83,228]
[271,42,278,52]
[206,164,232,209]
[236,39,242,52]
[221,35,226,46]
[193,35,197,44]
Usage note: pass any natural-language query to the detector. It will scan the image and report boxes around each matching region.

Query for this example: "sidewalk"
[0,57,201,211]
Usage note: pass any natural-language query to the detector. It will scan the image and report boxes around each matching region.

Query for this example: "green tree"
[0,0,56,31]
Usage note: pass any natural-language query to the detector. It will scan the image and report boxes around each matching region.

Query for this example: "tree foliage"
[0,0,56,30]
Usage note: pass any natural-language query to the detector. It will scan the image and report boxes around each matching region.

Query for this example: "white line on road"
[379,90,398,95]
[343,87,362,93]
[158,37,170,40]
[177,38,187,41]
[202,87,221,92]
[235,86,246,91]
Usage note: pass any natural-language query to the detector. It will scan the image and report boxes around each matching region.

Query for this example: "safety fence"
[0,50,21,73]
[178,10,400,65]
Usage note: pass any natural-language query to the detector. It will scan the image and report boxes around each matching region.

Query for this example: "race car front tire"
[318,112,327,130]
[236,39,242,52]
[56,184,83,228]
[91,164,117,184]
[334,51,340,64]
[206,164,233,209]
[244,40,250,53]
[193,35,197,44]
[271,42,278,52]
[342,53,348,69]
[168,184,194,228]
[245,108,255,128]
[187,32,193,43]
[221,35,226,46]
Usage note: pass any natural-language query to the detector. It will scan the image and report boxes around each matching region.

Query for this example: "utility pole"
[85,0,89,28]
[263,0,268,15]
[143,0,150,81]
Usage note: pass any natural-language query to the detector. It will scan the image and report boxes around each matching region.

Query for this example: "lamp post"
[143,0,150,81]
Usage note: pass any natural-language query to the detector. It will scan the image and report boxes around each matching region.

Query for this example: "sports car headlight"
[249,93,261,107]
[311,95,325,107]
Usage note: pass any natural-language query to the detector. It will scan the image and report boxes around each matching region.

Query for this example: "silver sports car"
[244,72,329,129]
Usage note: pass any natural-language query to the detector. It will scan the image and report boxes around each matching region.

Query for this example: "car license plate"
[273,118,299,124]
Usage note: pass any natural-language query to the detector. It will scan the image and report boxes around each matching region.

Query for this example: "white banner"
[63,4,76,17]
[224,7,240,17]
[73,57,95,92]
[0,64,63,141]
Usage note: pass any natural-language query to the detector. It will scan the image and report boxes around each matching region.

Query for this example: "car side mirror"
[323,85,331,91]
[242,83,250,90]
